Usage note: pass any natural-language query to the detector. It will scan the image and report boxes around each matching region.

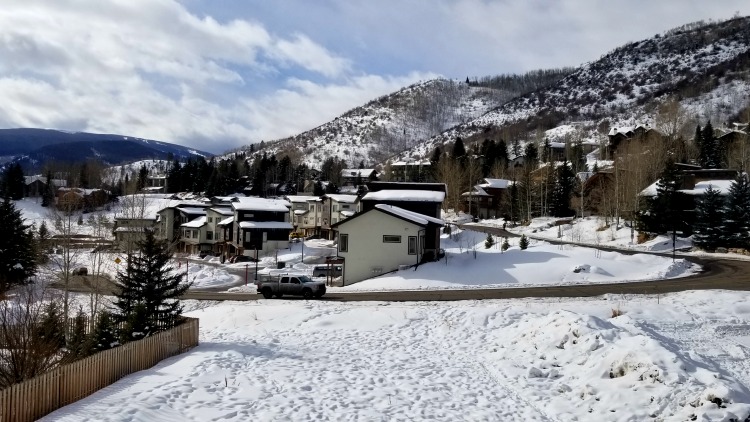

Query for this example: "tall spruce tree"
[0,199,37,294]
[640,159,687,234]
[722,174,750,249]
[113,229,190,341]
[41,170,55,207]
[1,163,24,200]
[550,160,576,217]
[692,185,725,251]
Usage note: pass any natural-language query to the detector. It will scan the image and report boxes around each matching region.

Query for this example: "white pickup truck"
[257,275,326,299]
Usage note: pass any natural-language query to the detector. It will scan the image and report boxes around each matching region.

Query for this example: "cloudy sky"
[1,1,748,154]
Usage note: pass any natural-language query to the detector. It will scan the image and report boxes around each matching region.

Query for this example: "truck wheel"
[302,289,313,299]
[261,287,273,299]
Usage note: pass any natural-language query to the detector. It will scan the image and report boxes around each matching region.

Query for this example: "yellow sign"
[115,257,121,264]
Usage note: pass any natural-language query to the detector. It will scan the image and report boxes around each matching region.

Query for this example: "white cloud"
[0,0,371,153]
[1,0,749,154]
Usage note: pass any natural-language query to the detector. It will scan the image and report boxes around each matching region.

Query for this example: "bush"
[484,233,495,249]
[519,234,529,250]
[501,237,510,252]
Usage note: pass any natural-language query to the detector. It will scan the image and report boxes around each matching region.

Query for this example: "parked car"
[312,265,342,278]
[229,254,256,263]
[257,275,326,299]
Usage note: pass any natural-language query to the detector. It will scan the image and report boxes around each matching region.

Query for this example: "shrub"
[519,234,529,250]
[484,233,495,249]
[501,237,510,252]
[611,307,624,318]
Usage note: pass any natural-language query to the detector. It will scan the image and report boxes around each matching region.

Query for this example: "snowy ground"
[327,228,698,292]
[42,291,750,421]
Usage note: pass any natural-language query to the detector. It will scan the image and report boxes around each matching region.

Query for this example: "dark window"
[206,231,213,240]
[280,277,289,284]
[339,234,348,252]
[408,236,417,254]
[383,235,401,243]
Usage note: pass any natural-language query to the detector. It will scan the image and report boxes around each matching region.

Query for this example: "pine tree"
[90,311,120,353]
[64,309,90,362]
[692,185,725,251]
[484,233,495,249]
[519,234,529,250]
[113,229,191,342]
[0,199,37,294]
[524,142,538,170]
[722,174,750,249]
[35,302,66,351]
[640,159,686,234]
[41,170,56,207]
[550,160,576,217]
[451,138,466,161]
[1,163,24,200]
[501,237,510,252]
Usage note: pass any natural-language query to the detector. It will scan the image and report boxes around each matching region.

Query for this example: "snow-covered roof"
[24,175,67,187]
[177,207,207,215]
[375,204,444,226]
[209,207,234,216]
[325,194,358,203]
[391,160,431,166]
[238,221,294,230]
[362,190,446,203]
[285,195,320,203]
[218,216,234,226]
[293,209,308,215]
[341,169,376,178]
[640,179,734,197]
[232,197,290,212]
[679,180,734,196]
[340,210,355,217]
[462,186,490,197]
[480,178,510,189]
[181,216,207,228]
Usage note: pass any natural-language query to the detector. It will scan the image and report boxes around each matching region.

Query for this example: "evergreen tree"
[640,159,687,234]
[35,302,66,351]
[451,138,466,161]
[524,142,538,170]
[701,122,717,168]
[509,179,520,223]
[484,233,495,249]
[496,139,509,168]
[313,180,325,196]
[0,199,37,294]
[511,139,522,159]
[722,174,750,249]
[41,170,55,207]
[113,229,191,342]
[90,311,120,353]
[1,162,24,200]
[501,237,510,252]
[65,309,90,362]
[692,185,725,251]
[550,160,576,217]
[519,234,529,250]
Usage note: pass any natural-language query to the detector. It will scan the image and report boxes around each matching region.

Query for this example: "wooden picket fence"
[0,317,199,422]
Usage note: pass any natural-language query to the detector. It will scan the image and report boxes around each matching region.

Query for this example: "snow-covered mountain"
[225,74,569,168]
[0,128,211,172]
[403,16,750,159]
[231,16,750,169]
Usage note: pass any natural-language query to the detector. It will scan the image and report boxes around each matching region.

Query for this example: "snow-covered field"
[42,291,750,421]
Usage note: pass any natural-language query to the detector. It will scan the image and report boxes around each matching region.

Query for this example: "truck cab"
[257,275,326,299]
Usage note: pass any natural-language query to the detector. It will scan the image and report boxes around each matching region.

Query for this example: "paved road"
[58,224,750,302]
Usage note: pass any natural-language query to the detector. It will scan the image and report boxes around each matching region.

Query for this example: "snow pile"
[491,310,750,420]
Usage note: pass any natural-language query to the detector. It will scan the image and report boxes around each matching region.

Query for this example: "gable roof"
[324,194,358,203]
[362,189,445,202]
[332,204,443,229]
[231,197,290,212]
[341,168,376,178]
[181,216,207,228]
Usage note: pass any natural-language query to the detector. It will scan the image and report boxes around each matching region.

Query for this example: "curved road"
[58,224,750,302]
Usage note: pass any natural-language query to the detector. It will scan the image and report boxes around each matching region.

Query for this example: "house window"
[207,231,213,240]
[339,234,348,252]
[333,205,338,212]
[207,217,213,223]
[309,205,314,212]
[341,204,350,209]
[383,235,401,243]
[408,236,417,254]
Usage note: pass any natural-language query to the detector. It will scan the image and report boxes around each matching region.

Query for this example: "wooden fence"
[0,317,199,422]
